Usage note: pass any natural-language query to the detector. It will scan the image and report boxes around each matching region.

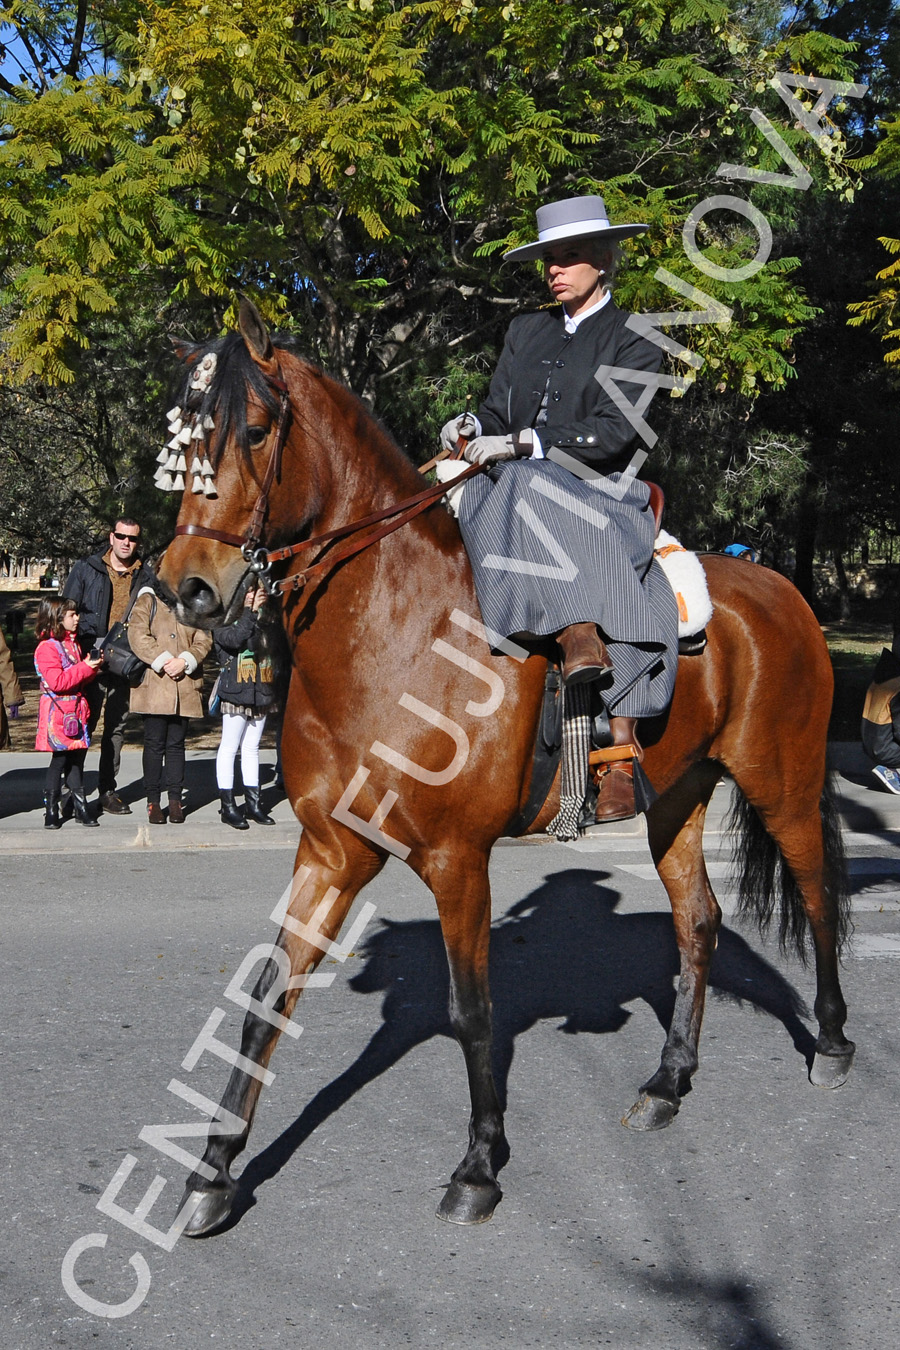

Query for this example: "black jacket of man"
[61,552,152,649]
[477,300,661,473]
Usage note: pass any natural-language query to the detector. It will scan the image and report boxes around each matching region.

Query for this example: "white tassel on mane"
[654,530,713,637]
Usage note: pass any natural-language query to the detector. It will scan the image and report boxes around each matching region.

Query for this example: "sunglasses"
[112,532,140,542]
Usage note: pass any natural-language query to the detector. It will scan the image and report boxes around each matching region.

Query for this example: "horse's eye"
[247,425,269,447]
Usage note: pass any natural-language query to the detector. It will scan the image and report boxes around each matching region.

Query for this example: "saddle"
[506,483,710,836]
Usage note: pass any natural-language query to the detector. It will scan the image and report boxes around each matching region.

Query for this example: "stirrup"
[589,744,657,816]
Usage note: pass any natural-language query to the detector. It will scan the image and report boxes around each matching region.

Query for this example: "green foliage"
[0,0,864,400]
[0,0,892,601]
[848,117,900,363]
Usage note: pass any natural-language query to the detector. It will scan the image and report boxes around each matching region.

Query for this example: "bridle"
[174,366,292,574]
[173,360,486,607]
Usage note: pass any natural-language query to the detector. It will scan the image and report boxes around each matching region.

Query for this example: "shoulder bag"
[100,593,157,686]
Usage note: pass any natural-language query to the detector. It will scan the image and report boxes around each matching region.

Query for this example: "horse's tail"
[725,773,851,962]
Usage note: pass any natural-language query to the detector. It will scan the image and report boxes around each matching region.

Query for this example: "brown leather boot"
[593,717,642,823]
[557,623,613,685]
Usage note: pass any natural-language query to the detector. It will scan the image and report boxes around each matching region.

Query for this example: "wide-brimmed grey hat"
[503,195,648,261]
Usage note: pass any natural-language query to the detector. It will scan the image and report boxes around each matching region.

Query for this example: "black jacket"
[61,553,152,647]
[212,610,277,711]
[477,301,661,474]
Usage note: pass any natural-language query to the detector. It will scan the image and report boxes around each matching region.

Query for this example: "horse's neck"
[311,390,462,559]
[295,386,477,633]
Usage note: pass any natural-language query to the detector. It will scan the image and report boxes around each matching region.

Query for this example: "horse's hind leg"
[730,765,855,1089]
[623,761,723,1131]
[423,847,505,1225]
[179,828,385,1237]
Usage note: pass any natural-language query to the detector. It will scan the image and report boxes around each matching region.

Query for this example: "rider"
[440,195,678,823]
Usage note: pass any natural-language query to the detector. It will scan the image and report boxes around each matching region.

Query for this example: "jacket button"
[556,360,565,368]
[587,435,596,444]
[576,435,584,443]
[552,391,561,401]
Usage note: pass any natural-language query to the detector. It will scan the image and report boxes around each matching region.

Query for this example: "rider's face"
[542,243,610,318]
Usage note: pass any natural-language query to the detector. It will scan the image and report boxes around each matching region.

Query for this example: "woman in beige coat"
[129,586,211,823]
[0,625,24,750]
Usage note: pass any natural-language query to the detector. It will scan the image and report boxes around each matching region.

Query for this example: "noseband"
[173,361,486,606]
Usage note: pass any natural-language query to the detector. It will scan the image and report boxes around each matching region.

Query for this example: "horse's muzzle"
[177,575,226,626]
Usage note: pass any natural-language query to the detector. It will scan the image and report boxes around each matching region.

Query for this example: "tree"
[848,116,900,364]
[0,0,875,564]
[1,1,860,387]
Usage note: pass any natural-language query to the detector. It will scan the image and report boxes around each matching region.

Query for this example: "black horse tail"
[725,773,851,962]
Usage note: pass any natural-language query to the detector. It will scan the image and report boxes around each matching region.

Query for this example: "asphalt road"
[2,761,900,1350]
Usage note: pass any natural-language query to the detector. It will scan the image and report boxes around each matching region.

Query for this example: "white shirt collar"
[563,288,611,333]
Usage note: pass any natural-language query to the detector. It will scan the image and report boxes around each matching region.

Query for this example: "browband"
[174,523,248,548]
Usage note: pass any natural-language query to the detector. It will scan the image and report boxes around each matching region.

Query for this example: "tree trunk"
[793,472,819,606]
[833,549,852,621]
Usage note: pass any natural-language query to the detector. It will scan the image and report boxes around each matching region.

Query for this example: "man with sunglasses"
[62,519,152,815]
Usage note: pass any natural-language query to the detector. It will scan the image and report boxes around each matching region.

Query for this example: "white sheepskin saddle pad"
[653,530,713,638]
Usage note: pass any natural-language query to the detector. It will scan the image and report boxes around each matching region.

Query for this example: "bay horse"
[158,300,853,1236]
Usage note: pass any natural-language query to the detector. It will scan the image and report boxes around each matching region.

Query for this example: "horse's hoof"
[621,1093,678,1131]
[179,1182,238,1238]
[810,1043,855,1089]
[436,1180,501,1225]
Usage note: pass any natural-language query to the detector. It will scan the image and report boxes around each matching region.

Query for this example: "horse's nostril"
[179,576,220,617]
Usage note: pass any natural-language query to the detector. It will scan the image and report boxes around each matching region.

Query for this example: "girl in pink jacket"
[34,597,103,828]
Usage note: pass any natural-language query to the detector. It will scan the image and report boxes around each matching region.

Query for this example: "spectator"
[212,586,278,829]
[862,642,900,795]
[34,597,103,828]
[127,584,211,824]
[0,624,24,749]
[62,518,152,815]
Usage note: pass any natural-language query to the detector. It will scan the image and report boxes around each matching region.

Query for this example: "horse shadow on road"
[230,866,813,1220]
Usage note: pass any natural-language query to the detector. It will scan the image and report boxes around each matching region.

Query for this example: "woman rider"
[440,196,678,824]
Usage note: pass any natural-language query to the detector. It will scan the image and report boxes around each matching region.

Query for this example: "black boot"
[219,789,249,830]
[43,793,62,830]
[71,791,100,827]
[243,785,276,825]
[59,789,74,824]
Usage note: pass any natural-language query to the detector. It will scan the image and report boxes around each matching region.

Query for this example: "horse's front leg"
[624,763,722,1131]
[426,849,506,1224]
[180,829,385,1236]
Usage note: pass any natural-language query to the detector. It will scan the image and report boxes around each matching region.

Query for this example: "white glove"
[463,434,518,465]
[435,459,470,518]
[440,413,479,452]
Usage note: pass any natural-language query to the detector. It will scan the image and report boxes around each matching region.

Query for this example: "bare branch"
[65,0,88,77]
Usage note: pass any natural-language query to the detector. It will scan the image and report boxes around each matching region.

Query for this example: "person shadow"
[222,867,813,1228]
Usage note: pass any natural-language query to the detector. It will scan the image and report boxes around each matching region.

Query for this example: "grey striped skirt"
[457,459,677,717]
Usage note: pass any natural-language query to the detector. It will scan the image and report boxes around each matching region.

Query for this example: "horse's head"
[158,299,325,628]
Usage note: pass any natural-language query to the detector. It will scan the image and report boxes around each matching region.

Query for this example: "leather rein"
[173,361,485,602]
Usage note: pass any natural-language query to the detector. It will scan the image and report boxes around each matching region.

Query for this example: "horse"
[157,299,853,1236]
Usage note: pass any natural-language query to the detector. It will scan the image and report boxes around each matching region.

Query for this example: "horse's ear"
[169,336,203,366]
[238,296,275,367]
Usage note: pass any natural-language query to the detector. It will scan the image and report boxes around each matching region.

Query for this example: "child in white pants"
[211,587,277,829]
